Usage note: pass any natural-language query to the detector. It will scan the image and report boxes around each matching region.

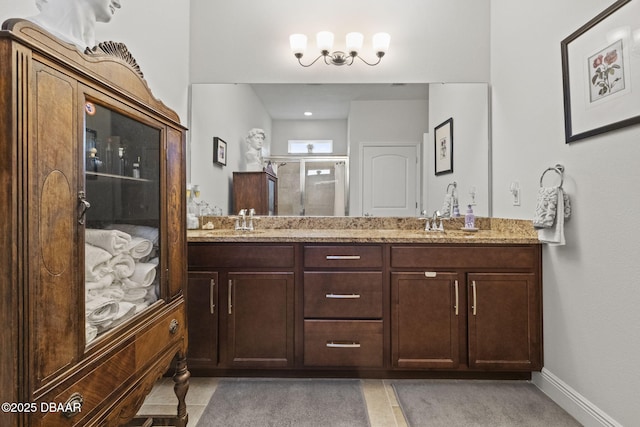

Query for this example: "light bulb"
[289,33,307,55]
[316,31,334,52]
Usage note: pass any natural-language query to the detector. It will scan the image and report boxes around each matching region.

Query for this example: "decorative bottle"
[465,204,475,229]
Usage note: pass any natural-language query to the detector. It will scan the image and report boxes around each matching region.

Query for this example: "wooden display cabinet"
[0,19,189,427]
[233,171,278,215]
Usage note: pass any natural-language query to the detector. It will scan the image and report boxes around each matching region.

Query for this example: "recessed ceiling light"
[304,111,313,116]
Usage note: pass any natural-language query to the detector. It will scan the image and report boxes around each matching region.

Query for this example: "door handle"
[78,191,91,225]
[454,280,459,316]
[228,280,233,315]
[210,279,216,314]
[471,280,477,316]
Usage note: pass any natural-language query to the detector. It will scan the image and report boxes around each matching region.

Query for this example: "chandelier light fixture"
[289,31,390,67]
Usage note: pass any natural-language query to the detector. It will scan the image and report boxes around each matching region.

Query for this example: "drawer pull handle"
[326,341,361,348]
[454,280,459,316]
[169,319,179,334]
[62,392,84,418]
[210,279,216,314]
[471,280,477,316]
[424,271,437,277]
[326,293,361,299]
[326,255,361,260]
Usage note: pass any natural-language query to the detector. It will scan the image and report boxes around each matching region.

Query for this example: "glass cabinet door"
[83,100,161,345]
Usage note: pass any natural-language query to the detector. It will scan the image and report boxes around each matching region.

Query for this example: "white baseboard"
[532,368,622,427]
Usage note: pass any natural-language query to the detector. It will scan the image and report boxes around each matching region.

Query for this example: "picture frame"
[434,117,453,175]
[561,0,640,143]
[213,137,227,166]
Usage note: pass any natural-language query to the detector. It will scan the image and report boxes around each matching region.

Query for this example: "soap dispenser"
[465,204,475,229]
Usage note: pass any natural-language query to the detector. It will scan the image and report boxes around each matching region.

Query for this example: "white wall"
[271,120,348,156]
[348,99,429,216]
[425,83,490,217]
[190,84,272,213]
[189,0,490,84]
[0,0,190,122]
[491,1,640,426]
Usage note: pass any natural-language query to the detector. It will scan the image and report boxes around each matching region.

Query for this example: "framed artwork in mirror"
[561,0,640,143]
[434,117,453,175]
[213,137,227,166]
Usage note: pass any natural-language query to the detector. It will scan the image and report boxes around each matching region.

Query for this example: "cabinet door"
[467,273,542,370]
[391,272,460,369]
[187,271,218,367]
[225,272,294,368]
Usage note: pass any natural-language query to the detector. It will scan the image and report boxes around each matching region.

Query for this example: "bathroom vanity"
[186,217,542,378]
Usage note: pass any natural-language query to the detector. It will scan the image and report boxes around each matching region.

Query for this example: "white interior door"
[362,143,419,217]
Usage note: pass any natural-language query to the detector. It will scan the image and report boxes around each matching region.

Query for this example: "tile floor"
[137,377,409,426]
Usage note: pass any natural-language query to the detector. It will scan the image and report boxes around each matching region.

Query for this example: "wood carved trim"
[86,41,144,79]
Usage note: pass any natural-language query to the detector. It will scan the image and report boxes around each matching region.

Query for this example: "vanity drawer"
[304,320,383,367]
[390,245,539,270]
[304,245,383,269]
[188,243,295,269]
[304,272,383,319]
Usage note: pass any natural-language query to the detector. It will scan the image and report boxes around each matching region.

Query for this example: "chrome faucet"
[427,210,444,232]
[236,209,247,230]
[248,208,255,231]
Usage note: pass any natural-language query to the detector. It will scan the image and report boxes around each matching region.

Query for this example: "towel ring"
[539,164,564,187]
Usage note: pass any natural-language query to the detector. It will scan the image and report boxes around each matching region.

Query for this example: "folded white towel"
[122,287,148,302]
[98,302,137,332]
[126,236,154,259]
[538,187,567,246]
[85,296,119,326]
[106,224,159,245]
[121,262,157,288]
[108,253,135,279]
[86,324,98,344]
[86,273,115,291]
[85,228,131,256]
[85,244,113,282]
[88,284,125,301]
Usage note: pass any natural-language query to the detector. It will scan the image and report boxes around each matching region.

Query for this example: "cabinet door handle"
[326,293,361,299]
[228,280,233,315]
[326,341,361,348]
[210,279,216,314]
[454,280,459,316]
[77,191,91,225]
[326,255,361,260]
[471,280,477,316]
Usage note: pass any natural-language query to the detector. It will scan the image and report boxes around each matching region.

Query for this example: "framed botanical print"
[213,137,227,166]
[561,0,640,143]
[434,118,453,175]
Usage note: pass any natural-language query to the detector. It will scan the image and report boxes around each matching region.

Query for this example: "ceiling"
[250,83,429,120]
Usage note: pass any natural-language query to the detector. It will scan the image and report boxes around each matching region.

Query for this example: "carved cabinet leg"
[173,351,190,427]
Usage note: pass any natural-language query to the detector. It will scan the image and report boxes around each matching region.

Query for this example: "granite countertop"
[187,216,540,244]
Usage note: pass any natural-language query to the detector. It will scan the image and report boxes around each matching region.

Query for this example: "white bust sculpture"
[28,0,122,51]
[244,128,266,171]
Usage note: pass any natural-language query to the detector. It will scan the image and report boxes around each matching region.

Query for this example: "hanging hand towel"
[533,186,560,229]
[85,228,131,256]
[538,187,567,246]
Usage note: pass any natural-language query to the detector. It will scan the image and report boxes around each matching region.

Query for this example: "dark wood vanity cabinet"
[233,171,278,215]
[187,241,542,376]
[303,245,385,368]
[391,272,462,369]
[390,245,542,372]
[187,244,295,370]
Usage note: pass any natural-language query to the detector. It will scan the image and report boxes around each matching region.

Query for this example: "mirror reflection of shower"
[267,157,349,216]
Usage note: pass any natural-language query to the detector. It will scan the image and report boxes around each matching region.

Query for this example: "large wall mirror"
[188,83,491,217]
